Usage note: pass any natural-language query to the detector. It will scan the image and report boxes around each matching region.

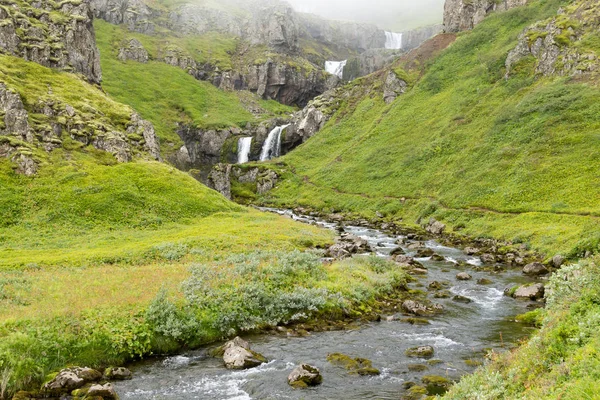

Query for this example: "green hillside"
[261,0,600,258]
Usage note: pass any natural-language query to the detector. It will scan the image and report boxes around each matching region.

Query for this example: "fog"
[285,0,445,31]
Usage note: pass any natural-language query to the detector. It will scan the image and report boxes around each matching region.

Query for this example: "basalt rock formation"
[443,0,527,33]
[0,0,102,83]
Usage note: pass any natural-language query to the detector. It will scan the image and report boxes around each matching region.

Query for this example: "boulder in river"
[477,278,493,285]
[327,353,380,375]
[288,364,323,388]
[522,262,549,276]
[480,253,496,263]
[452,295,473,303]
[390,246,406,256]
[431,253,445,262]
[402,300,443,316]
[422,375,452,395]
[220,337,267,369]
[456,272,472,281]
[415,248,434,258]
[512,283,545,300]
[464,247,480,255]
[406,345,435,359]
[86,383,118,399]
[104,367,132,380]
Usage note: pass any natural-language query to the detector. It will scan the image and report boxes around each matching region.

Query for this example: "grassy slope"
[95,20,294,152]
[262,0,600,258]
[0,51,334,397]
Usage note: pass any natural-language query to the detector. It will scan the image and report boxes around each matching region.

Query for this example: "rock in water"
[406,346,435,359]
[87,383,118,399]
[104,367,133,380]
[221,337,267,370]
[513,283,545,300]
[522,262,549,276]
[456,272,472,281]
[288,364,323,388]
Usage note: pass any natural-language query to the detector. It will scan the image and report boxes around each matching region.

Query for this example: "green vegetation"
[95,20,295,151]
[445,258,600,399]
[257,0,600,258]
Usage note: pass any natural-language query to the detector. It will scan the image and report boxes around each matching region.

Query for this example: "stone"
[44,367,102,392]
[390,247,405,256]
[464,247,480,255]
[383,71,407,104]
[431,253,445,262]
[551,255,565,268]
[480,253,496,263]
[402,300,443,316]
[522,262,549,276]
[406,345,435,359]
[207,163,232,199]
[425,218,446,235]
[415,248,434,258]
[422,375,452,395]
[221,337,267,369]
[104,367,132,380]
[452,295,472,303]
[327,353,380,376]
[513,283,545,300]
[118,38,149,63]
[87,383,118,399]
[287,364,323,388]
[477,278,493,285]
[456,272,472,281]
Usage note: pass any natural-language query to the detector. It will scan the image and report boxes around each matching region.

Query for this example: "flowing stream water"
[260,126,290,161]
[237,137,253,164]
[325,61,347,79]
[115,209,537,400]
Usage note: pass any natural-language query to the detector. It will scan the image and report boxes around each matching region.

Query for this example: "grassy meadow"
[252,0,600,259]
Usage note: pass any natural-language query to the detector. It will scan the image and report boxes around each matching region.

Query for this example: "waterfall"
[237,137,252,164]
[385,31,403,50]
[260,125,290,161]
[325,60,347,79]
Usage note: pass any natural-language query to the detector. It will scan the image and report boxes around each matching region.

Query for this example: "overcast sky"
[285,0,445,31]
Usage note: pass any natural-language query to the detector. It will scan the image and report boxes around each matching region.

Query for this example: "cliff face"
[402,25,444,51]
[0,0,102,83]
[443,0,527,32]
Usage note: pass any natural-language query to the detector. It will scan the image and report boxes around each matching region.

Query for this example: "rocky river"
[114,209,540,399]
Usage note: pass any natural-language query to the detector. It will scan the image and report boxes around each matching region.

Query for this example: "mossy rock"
[408,363,430,372]
[422,375,452,395]
[326,353,380,375]
[464,359,483,367]
[401,317,431,325]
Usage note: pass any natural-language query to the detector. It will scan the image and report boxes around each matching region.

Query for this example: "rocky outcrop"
[0,0,102,83]
[342,49,403,82]
[505,5,599,78]
[523,262,549,276]
[298,13,385,53]
[0,81,160,175]
[118,38,149,63]
[44,367,103,392]
[206,164,280,199]
[90,0,156,34]
[401,25,444,51]
[383,71,408,104]
[207,163,233,199]
[288,364,323,388]
[443,0,527,33]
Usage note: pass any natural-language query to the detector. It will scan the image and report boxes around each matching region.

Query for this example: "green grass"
[257,0,600,258]
[95,20,294,152]
[444,258,600,399]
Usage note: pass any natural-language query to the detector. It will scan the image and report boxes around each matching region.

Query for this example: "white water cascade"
[385,31,403,50]
[325,60,347,79]
[237,137,253,164]
[260,125,290,161]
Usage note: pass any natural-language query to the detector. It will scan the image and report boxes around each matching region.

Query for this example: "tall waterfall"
[325,60,347,79]
[385,31,403,50]
[237,137,252,164]
[260,125,290,161]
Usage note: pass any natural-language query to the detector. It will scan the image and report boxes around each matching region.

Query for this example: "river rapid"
[115,209,537,399]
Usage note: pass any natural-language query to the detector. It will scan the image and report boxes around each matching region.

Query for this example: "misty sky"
[285,0,445,31]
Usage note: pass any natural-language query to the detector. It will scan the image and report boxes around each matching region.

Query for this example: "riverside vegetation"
[1,0,600,398]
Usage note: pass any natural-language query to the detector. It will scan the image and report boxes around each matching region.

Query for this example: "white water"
[325,60,347,79]
[259,125,290,161]
[384,31,403,50]
[237,137,253,164]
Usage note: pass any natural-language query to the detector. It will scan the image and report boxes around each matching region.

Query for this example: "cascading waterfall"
[384,31,403,50]
[325,60,347,79]
[259,125,290,161]
[237,137,253,164]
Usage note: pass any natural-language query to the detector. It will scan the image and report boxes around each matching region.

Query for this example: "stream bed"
[115,209,537,399]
